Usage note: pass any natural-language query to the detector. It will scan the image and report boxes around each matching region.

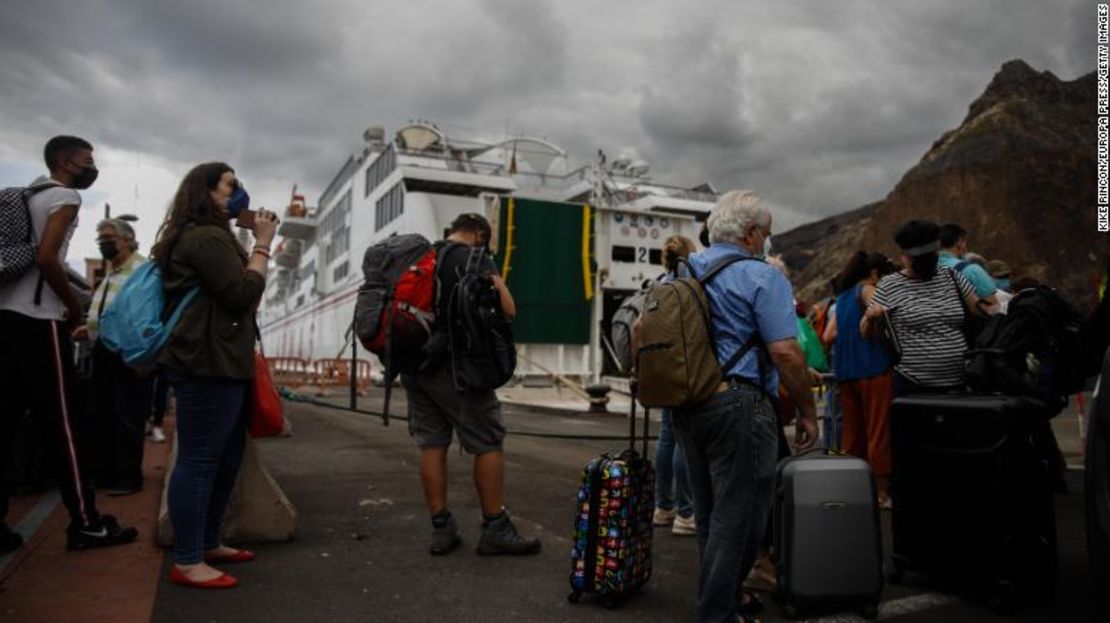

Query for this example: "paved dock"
[0,389,1100,622]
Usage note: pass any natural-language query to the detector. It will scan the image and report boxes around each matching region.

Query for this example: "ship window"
[324,225,350,264]
[333,262,349,282]
[375,183,404,232]
[649,249,662,265]
[611,245,635,263]
[296,295,305,308]
[321,190,351,237]
[365,144,396,197]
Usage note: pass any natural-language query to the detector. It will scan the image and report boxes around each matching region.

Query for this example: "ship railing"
[312,358,373,396]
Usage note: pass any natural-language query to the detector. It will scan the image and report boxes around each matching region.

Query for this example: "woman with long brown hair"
[152,162,279,589]
[825,250,897,507]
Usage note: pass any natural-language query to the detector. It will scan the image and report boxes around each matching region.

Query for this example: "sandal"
[742,559,778,593]
[738,590,764,616]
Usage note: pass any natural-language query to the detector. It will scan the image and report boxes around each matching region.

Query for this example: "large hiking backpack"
[443,246,516,392]
[354,234,442,376]
[0,183,57,284]
[965,286,1085,411]
[636,255,761,409]
[98,261,199,367]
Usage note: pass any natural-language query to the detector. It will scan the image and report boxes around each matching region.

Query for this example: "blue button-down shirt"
[938,252,996,298]
[687,243,798,395]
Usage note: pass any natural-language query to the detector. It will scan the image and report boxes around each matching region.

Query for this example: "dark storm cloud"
[0,0,1094,233]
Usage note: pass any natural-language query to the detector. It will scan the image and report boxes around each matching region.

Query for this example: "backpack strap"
[690,252,772,391]
[163,286,200,329]
[954,260,970,273]
[945,267,974,347]
[24,182,65,307]
[693,253,758,286]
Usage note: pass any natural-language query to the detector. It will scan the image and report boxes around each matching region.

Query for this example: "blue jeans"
[654,409,693,518]
[674,383,779,623]
[822,380,844,451]
[167,373,247,565]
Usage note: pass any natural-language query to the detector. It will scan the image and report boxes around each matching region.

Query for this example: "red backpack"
[354,234,447,375]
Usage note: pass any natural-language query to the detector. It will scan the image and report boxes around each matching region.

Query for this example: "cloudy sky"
[0,0,1094,268]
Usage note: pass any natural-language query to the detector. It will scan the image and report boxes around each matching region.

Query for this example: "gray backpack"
[610,288,650,374]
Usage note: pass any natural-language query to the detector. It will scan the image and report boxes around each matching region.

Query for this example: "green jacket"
[158,224,264,380]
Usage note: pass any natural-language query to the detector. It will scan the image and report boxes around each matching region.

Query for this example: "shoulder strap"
[694,253,760,286]
[694,253,770,387]
[163,286,200,328]
[946,268,970,326]
[954,260,970,273]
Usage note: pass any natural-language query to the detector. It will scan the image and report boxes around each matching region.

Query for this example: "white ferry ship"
[258,122,721,389]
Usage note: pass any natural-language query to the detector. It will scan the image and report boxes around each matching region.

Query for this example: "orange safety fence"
[312,358,373,395]
[267,357,313,388]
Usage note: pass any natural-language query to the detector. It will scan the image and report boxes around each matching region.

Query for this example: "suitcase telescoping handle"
[629,384,650,457]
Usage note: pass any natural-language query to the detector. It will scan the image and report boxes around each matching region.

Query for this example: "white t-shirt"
[0,176,81,320]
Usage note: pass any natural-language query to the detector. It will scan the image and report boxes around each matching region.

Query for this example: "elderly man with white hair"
[673,190,818,623]
[75,218,154,496]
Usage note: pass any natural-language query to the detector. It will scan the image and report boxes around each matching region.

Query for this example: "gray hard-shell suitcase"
[774,450,883,620]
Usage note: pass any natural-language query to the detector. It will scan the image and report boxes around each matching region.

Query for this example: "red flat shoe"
[204,548,256,563]
[170,566,238,589]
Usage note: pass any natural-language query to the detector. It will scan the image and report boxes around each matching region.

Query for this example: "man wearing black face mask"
[0,136,138,554]
[75,219,152,496]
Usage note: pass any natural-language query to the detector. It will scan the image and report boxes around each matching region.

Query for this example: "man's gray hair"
[707,190,771,246]
[97,218,138,250]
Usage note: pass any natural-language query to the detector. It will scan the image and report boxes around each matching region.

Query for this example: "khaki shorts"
[401,364,505,455]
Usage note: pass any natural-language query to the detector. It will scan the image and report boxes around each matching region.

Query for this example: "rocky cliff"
[776,60,1101,311]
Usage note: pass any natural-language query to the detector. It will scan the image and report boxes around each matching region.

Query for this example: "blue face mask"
[996,278,1011,292]
[226,186,250,218]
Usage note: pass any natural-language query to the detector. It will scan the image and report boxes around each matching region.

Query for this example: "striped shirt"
[88,252,146,338]
[871,267,974,388]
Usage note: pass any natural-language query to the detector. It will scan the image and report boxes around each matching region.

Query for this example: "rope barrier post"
[350,323,358,412]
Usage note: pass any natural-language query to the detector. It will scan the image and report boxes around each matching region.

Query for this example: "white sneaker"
[672,514,697,536]
[652,507,677,527]
[150,427,166,443]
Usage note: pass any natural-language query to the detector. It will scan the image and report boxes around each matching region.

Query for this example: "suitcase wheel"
[888,557,907,585]
[566,591,581,604]
[986,581,1016,615]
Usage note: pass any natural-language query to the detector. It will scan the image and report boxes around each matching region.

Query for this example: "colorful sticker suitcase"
[567,399,654,606]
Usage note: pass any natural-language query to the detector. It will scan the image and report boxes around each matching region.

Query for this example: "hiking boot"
[652,507,677,527]
[476,511,541,556]
[671,514,697,536]
[67,515,138,551]
[429,513,461,556]
[0,523,23,555]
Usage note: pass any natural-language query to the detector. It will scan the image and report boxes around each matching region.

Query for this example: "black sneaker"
[429,514,461,556]
[66,515,138,551]
[0,523,23,555]
[476,511,541,556]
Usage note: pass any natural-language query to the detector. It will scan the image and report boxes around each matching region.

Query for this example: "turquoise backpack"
[98,261,199,367]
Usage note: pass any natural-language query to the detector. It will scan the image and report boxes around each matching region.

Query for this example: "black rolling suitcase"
[774,450,883,620]
[889,394,1057,610]
[567,397,654,608]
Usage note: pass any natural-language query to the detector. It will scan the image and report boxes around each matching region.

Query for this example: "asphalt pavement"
[147,391,1098,622]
